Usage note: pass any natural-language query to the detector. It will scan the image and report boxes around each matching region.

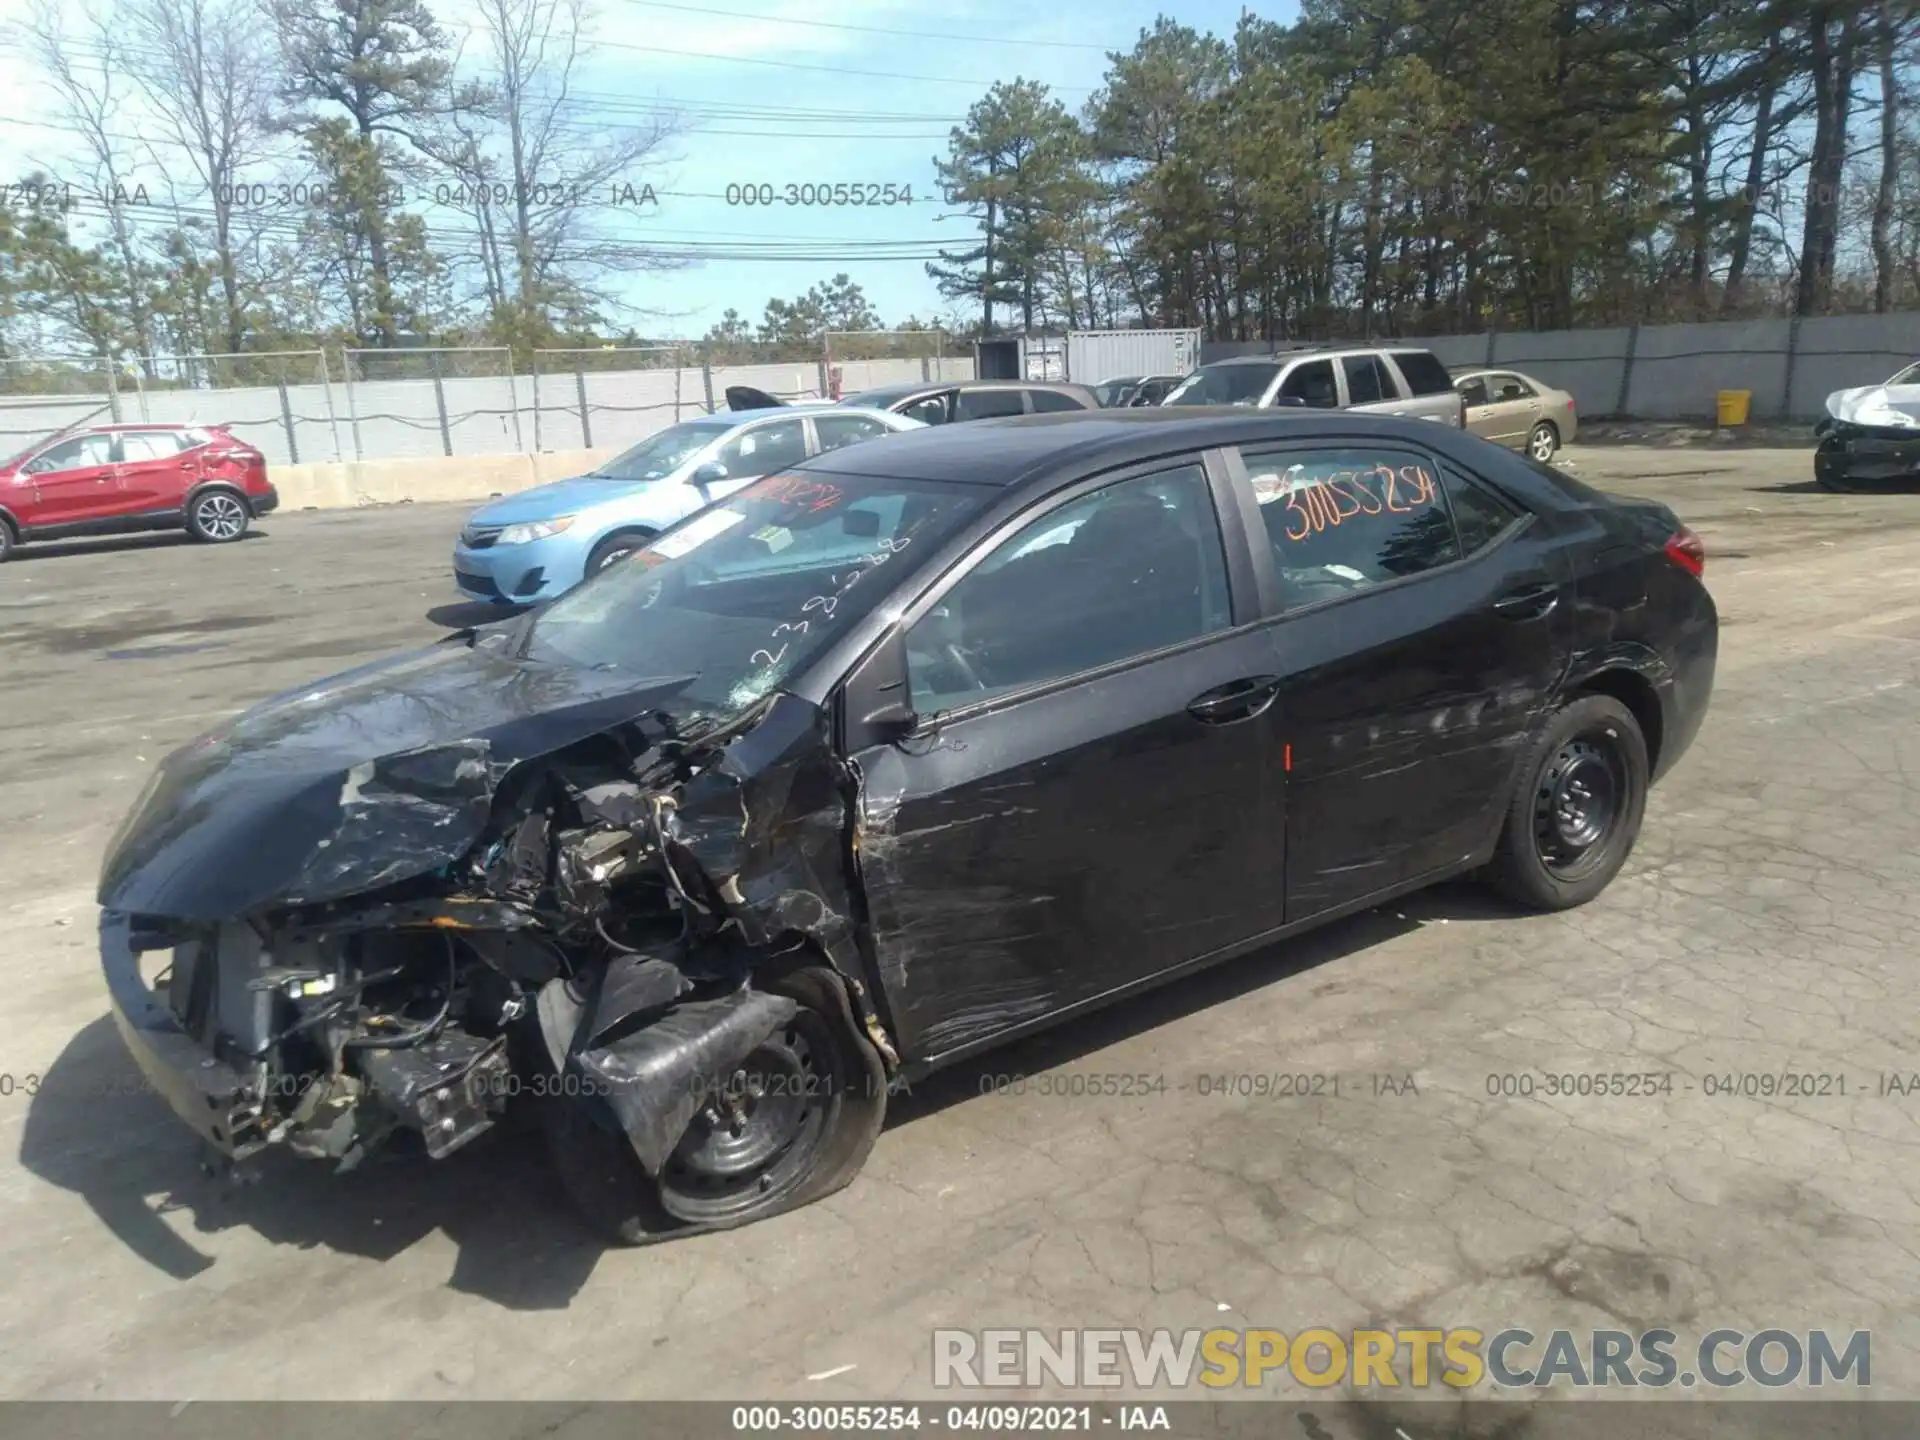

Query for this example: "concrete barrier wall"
[273,447,613,511]
[1196,313,1920,420]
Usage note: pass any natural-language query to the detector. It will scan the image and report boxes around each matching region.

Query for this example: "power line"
[0,36,978,125]
[615,0,1118,50]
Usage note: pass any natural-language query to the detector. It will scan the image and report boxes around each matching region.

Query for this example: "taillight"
[1664,526,1705,577]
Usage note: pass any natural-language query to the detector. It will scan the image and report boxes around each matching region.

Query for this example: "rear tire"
[0,519,14,562]
[186,488,250,544]
[1528,421,1560,462]
[545,965,886,1244]
[1484,694,1648,911]
[586,529,653,575]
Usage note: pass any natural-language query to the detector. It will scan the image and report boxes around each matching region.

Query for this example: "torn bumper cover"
[1815,384,1920,487]
[94,637,890,1194]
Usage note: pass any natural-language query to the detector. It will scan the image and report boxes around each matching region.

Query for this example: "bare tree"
[424,0,683,344]
[122,0,279,353]
[24,0,160,368]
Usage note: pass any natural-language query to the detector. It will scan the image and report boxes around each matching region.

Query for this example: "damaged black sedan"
[98,410,1717,1241]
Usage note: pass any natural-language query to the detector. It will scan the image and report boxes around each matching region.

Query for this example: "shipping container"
[973,335,1068,381]
[1064,329,1203,384]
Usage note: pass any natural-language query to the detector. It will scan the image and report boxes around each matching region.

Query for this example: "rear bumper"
[1655,584,1718,783]
[98,910,265,1159]
[250,485,280,517]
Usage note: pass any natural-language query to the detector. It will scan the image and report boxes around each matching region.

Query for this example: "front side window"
[717,419,807,479]
[32,434,115,472]
[1459,376,1490,406]
[905,464,1231,714]
[1239,445,1462,607]
[525,471,992,720]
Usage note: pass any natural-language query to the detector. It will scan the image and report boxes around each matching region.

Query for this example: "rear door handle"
[1493,581,1559,620]
[1188,675,1281,724]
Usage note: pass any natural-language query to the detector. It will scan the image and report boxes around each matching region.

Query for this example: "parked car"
[1455,369,1579,460]
[451,405,921,604]
[1090,374,1186,408]
[99,408,1715,1242]
[1814,360,1920,491]
[1161,346,1463,426]
[836,379,1101,424]
[0,422,276,561]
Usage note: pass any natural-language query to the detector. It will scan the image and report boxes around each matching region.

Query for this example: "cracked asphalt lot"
[1,447,1917,1409]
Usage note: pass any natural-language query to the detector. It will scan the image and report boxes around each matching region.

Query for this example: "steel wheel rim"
[1530,427,1555,461]
[658,1010,839,1219]
[1532,735,1623,876]
[594,545,634,572]
[198,494,245,538]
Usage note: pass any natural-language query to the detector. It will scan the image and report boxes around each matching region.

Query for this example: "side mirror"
[693,461,728,483]
[862,700,919,740]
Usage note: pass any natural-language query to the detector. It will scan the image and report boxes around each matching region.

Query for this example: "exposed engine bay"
[107,685,894,1237]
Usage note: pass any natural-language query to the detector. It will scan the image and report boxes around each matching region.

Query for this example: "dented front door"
[845,460,1288,1067]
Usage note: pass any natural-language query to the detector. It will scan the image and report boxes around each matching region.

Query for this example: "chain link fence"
[532,346,690,452]
[824,329,962,395]
[342,347,523,462]
[0,335,984,468]
[0,355,119,457]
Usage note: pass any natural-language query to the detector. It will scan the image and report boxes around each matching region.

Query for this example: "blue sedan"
[452,405,922,604]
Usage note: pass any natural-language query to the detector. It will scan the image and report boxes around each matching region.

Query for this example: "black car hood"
[98,638,702,921]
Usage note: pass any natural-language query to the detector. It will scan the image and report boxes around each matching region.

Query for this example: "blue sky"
[0,0,1276,340]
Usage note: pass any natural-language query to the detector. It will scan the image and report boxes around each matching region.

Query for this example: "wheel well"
[1573,668,1663,774]
[1533,417,1560,437]
[590,527,656,557]
[187,480,247,510]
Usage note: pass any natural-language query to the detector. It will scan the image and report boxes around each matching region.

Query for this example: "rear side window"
[1342,355,1400,405]
[898,393,949,425]
[1028,389,1087,413]
[1238,445,1461,605]
[955,389,1026,420]
[1390,350,1454,395]
[1441,467,1523,553]
[1277,359,1339,408]
[120,431,185,461]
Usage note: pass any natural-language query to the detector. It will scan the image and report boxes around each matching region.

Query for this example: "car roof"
[1201,345,1440,368]
[847,379,1092,402]
[798,408,1495,490]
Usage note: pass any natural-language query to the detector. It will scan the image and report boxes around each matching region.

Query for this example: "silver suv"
[1161,346,1463,426]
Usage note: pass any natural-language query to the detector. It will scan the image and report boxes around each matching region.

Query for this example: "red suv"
[0,423,279,561]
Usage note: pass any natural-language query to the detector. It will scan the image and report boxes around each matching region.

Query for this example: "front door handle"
[1493,581,1559,620]
[1188,675,1281,724]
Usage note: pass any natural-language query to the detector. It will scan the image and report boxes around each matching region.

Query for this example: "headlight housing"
[497,516,576,545]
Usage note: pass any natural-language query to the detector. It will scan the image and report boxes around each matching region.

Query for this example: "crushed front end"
[97,678,894,1238]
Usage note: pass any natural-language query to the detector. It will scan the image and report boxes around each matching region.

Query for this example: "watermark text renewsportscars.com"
[933,1327,1871,1391]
